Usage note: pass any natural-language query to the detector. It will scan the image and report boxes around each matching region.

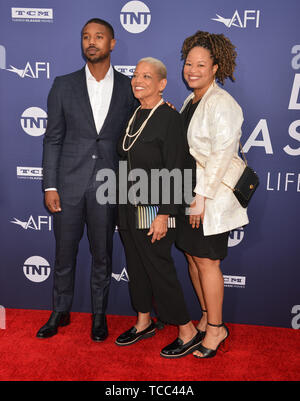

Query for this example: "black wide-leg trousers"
[119,206,190,326]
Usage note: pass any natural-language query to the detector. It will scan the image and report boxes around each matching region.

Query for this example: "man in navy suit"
[37,18,136,341]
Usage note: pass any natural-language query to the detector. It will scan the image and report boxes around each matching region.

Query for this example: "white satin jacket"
[181,81,249,236]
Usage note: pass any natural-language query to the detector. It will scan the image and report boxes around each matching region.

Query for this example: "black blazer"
[42,67,136,205]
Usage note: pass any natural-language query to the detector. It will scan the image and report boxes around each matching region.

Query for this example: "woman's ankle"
[197,310,207,332]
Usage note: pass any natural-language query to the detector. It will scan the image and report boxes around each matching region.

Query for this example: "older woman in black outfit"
[115,57,202,358]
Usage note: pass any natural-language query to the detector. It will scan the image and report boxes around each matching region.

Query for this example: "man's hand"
[45,190,61,213]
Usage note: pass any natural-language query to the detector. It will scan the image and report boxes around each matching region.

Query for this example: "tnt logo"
[228,227,244,247]
[23,256,51,283]
[120,1,151,33]
[21,107,47,136]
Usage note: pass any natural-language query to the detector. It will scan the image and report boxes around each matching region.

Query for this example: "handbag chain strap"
[239,141,248,166]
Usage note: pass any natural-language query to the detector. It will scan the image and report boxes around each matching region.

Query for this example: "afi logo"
[0,46,50,78]
[112,268,129,282]
[23,256,51,283]
[212,10,260,28]
[11,215,52,231]
[7,62,50,79]
[120,1,151,34]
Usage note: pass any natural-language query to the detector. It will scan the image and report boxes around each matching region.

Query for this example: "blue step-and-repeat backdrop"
[0,0,299,329]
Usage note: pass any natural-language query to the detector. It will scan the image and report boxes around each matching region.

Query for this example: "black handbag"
[199,142,259,208]
[233,165,259,208]
[228,142,259,208]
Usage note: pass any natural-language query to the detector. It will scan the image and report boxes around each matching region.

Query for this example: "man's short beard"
[85,52,110,64]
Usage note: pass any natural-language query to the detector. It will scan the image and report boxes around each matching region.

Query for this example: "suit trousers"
[119,206,190,326]
[52,163,116,314]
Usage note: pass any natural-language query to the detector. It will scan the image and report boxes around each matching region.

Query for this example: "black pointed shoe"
[91,313,108,342]
[115,320,156,346]
[160,330,204,359]
[36,311,70,338]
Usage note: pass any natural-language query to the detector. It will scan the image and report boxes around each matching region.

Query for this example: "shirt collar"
[85,63,113,82]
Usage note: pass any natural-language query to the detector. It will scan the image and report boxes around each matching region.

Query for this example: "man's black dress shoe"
[36,311,70,338]
[91,313,108,342]
[115,320,156,346]
[160,330,204,358]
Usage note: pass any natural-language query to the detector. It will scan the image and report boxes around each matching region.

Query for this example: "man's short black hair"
[82,18,115,38]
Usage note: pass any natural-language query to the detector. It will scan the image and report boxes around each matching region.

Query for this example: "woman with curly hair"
[175,31,249,358]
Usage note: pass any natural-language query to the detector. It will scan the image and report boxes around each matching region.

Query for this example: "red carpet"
[0,309,299,381]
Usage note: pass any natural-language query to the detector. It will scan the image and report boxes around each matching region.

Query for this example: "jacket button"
[96,137,100,142]
[92,155,97,159]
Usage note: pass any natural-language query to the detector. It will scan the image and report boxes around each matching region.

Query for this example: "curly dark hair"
[181,31,237,85]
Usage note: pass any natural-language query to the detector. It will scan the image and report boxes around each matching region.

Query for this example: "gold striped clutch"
[135,205,176,229]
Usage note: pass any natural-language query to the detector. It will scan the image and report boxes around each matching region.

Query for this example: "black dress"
[117,103,191,326]
[175,99,229,261]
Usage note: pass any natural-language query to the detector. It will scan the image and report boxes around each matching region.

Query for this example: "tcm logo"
[11,215,52,231]
[120,1,151,33]
[212,10,260,28]
[11,8,53,22]
[228,227,244,247]
[112,268,129,282]
[21,107,47,136]
[23,256,51,283]
[223,275,246,288]
[17,167,43,180]
[115,65,136,77]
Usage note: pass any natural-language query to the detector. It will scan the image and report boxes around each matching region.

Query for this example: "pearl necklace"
[122,98,164,152]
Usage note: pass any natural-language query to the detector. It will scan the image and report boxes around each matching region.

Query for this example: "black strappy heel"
[193,322,229,359]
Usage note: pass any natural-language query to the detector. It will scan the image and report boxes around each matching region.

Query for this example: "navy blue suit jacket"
[42,66,136,205]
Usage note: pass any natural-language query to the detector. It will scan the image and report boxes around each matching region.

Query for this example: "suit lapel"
[72,67,98,134]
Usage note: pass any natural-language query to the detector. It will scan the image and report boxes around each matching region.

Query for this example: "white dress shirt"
[85,63,114,134]
[45,64,114,192]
